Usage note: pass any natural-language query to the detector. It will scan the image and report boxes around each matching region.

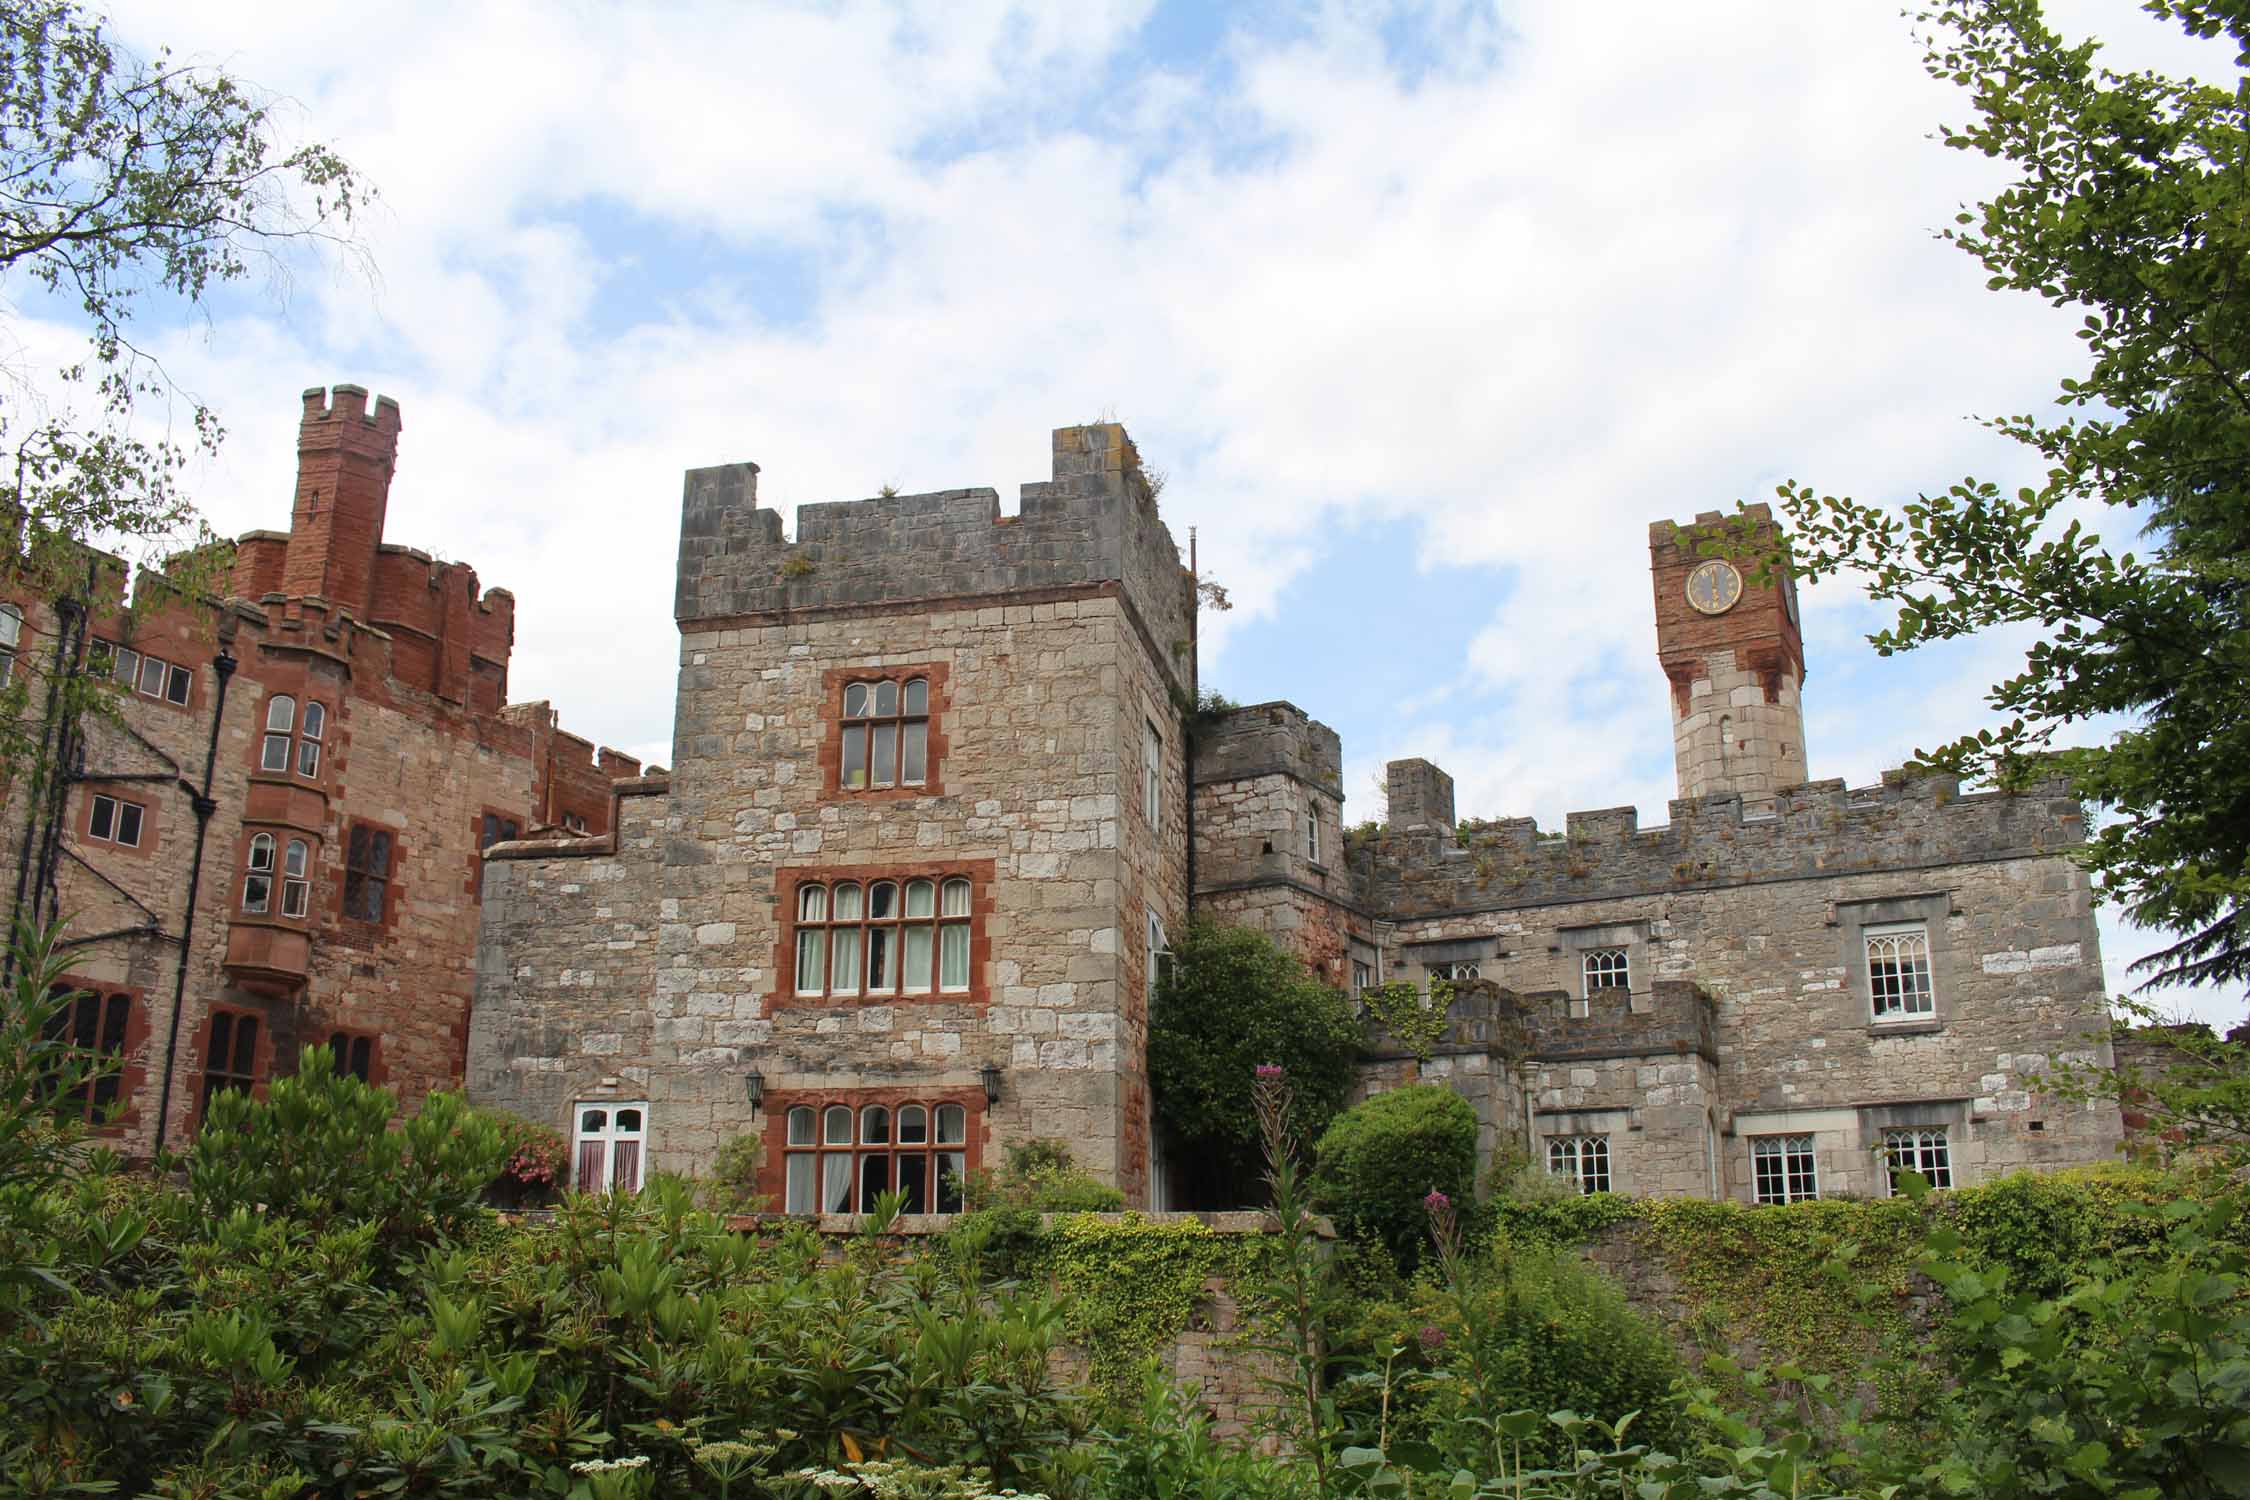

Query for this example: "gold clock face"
[1686,559,1743,616]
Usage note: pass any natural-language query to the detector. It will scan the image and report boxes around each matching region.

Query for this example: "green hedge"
[1312,1084,1480,1266]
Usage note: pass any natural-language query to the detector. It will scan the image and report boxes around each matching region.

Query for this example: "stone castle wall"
[471,425,1196,1203]
[1350,774,2120,1199]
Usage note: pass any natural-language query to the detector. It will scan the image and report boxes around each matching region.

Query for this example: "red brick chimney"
[282,384,400,616]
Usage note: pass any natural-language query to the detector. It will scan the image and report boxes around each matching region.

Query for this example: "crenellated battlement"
[674,423,1197,693]
[1192,700,1342,793]
[1353,763,2088,918]
[300,382,402,436]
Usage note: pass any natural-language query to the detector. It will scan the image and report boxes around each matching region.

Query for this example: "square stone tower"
[471,424,1197,1208]
[1650,504,1808,801]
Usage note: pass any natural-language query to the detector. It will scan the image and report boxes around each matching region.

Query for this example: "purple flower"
[1255,1063,1285,1080]
[1417,1324,1446,1353]
[1424,1188,1451,1211]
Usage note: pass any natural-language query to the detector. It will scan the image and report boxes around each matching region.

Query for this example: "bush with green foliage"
[189,1044,503,1254]
[476,1103,571,1205]
[963,1139,1126,1214]
[1312,1084,1479,1266]
[1147,921,1362,1203]
[700,1130,769,1216]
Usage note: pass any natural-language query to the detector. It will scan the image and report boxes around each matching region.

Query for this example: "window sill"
[1867,1018,1944,1037]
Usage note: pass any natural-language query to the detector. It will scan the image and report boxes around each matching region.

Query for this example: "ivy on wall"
[1487,1165,2242,1412]
[963,1211,1276,1392]
[1359,980,1452,1060]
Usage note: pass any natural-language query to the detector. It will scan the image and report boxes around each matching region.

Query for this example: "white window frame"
[1882,1127,1953,1194]
[0,603,21,686]
[1751,1133,1819,1204]
[281,838,311,918]
[262,695,295,772]
[1865,922,1935,1020]
[792,876,973,998]
[573,1101,648,1194]
[1547,1134,1611,1194]
[1148,911,1169,1006]
[1352,960,1373,997]
[114,645,190,706]
[1304,800,1320,864]
[1583,946,1629,994]
[242,832,275,913]
[88,792,145,848]
[1431,960,1478,985]
[1143,719,1162,826]
[838,677,930,790]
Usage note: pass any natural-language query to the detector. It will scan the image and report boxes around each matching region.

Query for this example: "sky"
[29,0,2242,1027]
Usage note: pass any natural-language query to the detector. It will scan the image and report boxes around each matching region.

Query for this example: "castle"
[1,387,636,1156]
[467,422,2122,1206]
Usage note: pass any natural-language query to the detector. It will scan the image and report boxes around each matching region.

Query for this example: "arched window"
[262,696,295,771]
[242,834,275,913]
[40,986,132,1122]
[298,702,325,776]
[791,872,975,997]
[782,1096,971,1214]
[260,695,326,778]
[572,1102,647,1193]
[839,676,930,790]
[281,838,311,918]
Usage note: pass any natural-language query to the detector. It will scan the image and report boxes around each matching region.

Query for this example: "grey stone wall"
[1350,768,2120,1200]
[674,425,1196,703]
[471,424,1194,1203]
[1359,770,2086,918]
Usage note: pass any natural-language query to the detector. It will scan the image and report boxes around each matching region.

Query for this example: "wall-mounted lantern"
[979,1062,1003,1106]
[744,1071,765,1116]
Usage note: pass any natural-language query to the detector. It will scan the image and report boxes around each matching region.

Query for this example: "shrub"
[477,1105,569,1206]
[701,1130,769,1215]
[1148,921,1362,1205]
[1367,1239,1690,1474]
[189,1045,503,1252]
[963,1138,1125,1213]
[1312,1084,1479,1266]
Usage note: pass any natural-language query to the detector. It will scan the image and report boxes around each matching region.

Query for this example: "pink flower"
[1417,1324,1446,1353]
[1255,1063,1285,1080]
[1424,1188,1450,1211]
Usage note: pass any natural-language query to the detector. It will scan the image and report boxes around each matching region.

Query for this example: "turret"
[1650,504,1808,801]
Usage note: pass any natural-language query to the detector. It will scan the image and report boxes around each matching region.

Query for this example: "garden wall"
[769,1210,1288,1441]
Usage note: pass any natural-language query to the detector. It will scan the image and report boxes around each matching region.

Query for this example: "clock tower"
[1649,503,1808,803]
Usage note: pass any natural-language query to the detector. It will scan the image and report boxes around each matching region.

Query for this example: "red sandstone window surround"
[81,789,152,854]
[782,866,989,1002]
[472,811,521,898]
[328,1029,379,1084]
[819,664,950,800]
[41,984,138,1126]
[772,1095,979,1214]
[96,640,192,707]
[343,823,395,924]
[260,695,327,778]
[241,832,312,918]
[197,1007,265,1128]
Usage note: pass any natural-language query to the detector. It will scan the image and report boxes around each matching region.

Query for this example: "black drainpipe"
[8,587,88,959]
[151,640,235,1158]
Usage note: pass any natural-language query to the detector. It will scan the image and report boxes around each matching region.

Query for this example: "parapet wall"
[674,424,1197,695]
[1354,769,2087,919]
[1361,977,1717,1066]
[1192,701,1343,793]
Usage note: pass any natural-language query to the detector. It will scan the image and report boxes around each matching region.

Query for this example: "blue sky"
[48,0,2240,1026]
